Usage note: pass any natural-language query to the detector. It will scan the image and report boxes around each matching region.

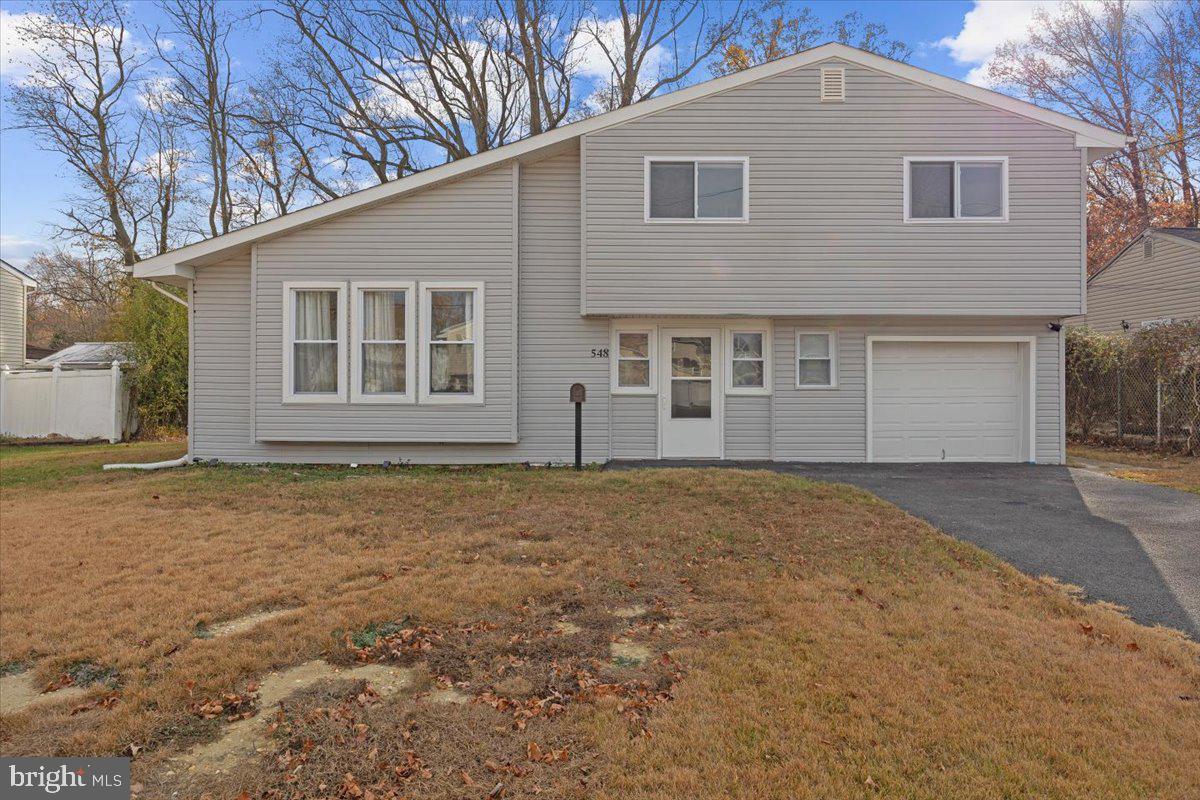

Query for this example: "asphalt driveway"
[613,461,1200,638]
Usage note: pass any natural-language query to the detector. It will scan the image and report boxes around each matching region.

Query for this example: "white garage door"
[871,340,1027,463]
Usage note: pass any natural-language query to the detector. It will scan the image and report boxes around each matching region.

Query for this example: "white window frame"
[419,281,485,404]
[610,322,658,395]
[795,330,838,390]
[350,281,415,404]
[282,281,348,404]
[724,323,772,396]
[644,156,750,223]
[902,156,1009,223]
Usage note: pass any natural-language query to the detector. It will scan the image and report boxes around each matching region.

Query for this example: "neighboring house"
[34,341,130,367]
[132,43,1127,466]
[1071,228,1200,333]
[0,259,37,367]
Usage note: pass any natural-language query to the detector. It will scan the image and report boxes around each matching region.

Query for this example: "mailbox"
[570,383,587,403]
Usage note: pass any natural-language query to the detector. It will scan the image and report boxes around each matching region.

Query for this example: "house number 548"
[590,347,609,358]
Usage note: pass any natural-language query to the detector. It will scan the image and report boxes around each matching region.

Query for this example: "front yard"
[1,442,1198,799]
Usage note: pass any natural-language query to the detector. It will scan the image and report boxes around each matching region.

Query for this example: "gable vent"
[1143,237,1153,259]
[820,67,846,102]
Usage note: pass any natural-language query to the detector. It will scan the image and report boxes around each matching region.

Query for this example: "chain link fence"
[1066,323,1200,455]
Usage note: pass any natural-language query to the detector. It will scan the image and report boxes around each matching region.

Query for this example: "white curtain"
[362,291,404,393]
[293,290,337,393]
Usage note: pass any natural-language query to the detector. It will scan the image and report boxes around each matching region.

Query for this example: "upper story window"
[284,282,347,403]
[351,282,415,403]
[904,157,1008,222]
[645,157,748,222]
[420,282,484,403]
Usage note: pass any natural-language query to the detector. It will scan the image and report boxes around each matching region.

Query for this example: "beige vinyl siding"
[0,270,27,366]
[516,152,611,462]
[724,395,771,459]
[610,397,657,459]
[253,165,517,442]
[582,60,1084,316]
[771,317,1062,463]
[1079,235,1199,333]
[191,152,615,464]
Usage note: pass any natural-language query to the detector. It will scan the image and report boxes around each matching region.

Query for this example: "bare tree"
[827,11,911,62]
[7,0,147,266]
[499,0,583,135]
[346,0,527,159]
[152,0,244,237]
[1140,0,1199,226]
[268,0,419,185]
[582,0,744,111]
[137,85,190,256]
[711,2,909,77]
[987,0,1151,218]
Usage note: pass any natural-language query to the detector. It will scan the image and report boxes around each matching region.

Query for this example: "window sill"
[644,217,749,224]
[611,386,656,396]
[282,394,347,404]
[903,217,1008,224]
[794,384,839,391]
[418,394,486,405]
[726,387,771,397]
[350,393,416,405]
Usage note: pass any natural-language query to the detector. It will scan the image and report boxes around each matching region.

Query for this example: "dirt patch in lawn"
[3,445,1200,799]
[198,608,300,639]
[0,673,90,715]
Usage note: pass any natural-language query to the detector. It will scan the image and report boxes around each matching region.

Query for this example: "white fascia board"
[132,42,1127,282]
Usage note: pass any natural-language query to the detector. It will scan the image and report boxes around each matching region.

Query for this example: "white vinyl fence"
[0,362,136,442]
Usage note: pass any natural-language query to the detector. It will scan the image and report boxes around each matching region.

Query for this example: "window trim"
[902,156,1009,223]
[610,322,658,395]
[350,281,416,404]
[724,323,773,396]
[795,330,838,390]
[644,156,750,223]
[282,281,348,404]
[419,281,485,405]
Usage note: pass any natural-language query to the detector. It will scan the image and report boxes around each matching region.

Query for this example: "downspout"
[104,278,192,470]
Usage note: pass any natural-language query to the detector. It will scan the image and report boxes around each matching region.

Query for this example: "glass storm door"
[660,329,722,458]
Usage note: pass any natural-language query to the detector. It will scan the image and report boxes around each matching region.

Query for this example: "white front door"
[660,329,722,458]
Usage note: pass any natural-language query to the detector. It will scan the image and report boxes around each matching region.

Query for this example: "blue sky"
[0,0,1042,267]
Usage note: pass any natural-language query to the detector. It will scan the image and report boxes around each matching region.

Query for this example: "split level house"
[132,43,1129,466]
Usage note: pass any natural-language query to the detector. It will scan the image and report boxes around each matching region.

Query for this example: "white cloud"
[0,9,49,77]
[937,0,1048,86]
[574,14,668,110]
[0,234,47,268]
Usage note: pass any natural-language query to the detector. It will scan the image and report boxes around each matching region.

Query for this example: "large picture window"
[420,282,484,403]
[283,282,346,402]
[905,157,1007,222]
[351,282,414,403]
[645,157,748,221]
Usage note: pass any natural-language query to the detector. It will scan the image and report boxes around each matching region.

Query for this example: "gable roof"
[1090,227,1200,283]
[134,41,1130,285]
[1,258,37,288]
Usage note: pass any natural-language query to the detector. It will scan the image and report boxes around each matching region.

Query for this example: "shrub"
[114,281,188,430]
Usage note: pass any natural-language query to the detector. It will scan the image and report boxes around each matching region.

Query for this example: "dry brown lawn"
[1068,443,1200,494]
[2,441,1198,799]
